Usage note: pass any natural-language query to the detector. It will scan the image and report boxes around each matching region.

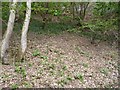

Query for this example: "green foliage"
[32,49,40,57]
[15,66,26,78]
[59,70,64,77]
[62,65,67,71]
[75,46,83,54]
[2,2,9,21]
[11,84,19,90]
[58,75,73,86]
[1,74,9,79]
[32,2,63,16]
[2,2,26,21]
[29,19,74,35]
[82,63,88,68]
[66,76,73,81]
[23,81,32,88]
[93,2,118,17]
[49,64,55,70]
[75,46,90,57]
[74,74,84,82]
[2,2,118,43]
[92,2,118,34]
[58,79,68,86]
[40,55,48,60]
[49,70,55,76]
[67,28,81,33]
[74,2,118,42]
[16,2,26,18]
[28,63,33,67]
[100,68,109,75]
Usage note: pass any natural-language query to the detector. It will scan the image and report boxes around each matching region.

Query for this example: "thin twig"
[0,18,7,26]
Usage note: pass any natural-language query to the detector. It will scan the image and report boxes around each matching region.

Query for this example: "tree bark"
[20,0,31,60]
[71,2,75,20]
[42,2,49,29]
[83,2,89,20]
[1,0,17,64]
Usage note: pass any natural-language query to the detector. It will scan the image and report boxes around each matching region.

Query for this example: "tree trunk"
[0,2,2,65]
[71,2,75,20]
[83,2,89,20]
[20,0,31,60]
[1,0,17,64]
[42,2,49,29]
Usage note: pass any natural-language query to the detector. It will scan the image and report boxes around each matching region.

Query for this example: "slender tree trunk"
[71,2,75,20]
[42,2,49,29]
[0,2,2,64]
[83,2,89,20]
[80,3,83,20]
[75,3,78,16]
[1,0,17,64]
[20,0,31,60]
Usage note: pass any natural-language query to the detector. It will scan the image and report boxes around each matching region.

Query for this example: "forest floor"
[0,30,119,88]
